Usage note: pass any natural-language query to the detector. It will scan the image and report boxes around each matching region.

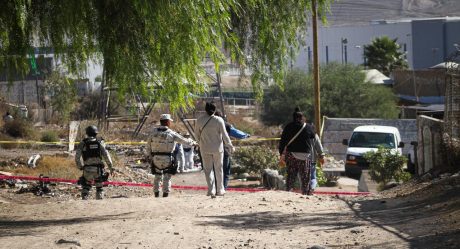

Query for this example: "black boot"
[163,192,169,197]
[154,192,160,198]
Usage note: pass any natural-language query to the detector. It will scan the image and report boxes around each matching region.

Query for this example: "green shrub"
[315,162,327,186]
[4,119,35,138]
[40,131,59,142]
[364,146,408,188]
[233,146,281,175]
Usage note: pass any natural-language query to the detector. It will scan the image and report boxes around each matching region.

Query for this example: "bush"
[364,146,408,188]
[40,131,59,142]
[233,146,281,175]
[0,133,18,149]
[3,119,35,138]
[315,163,327,186]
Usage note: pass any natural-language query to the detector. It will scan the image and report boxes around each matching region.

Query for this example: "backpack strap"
[283,123,307,153]
[199,115,214,141]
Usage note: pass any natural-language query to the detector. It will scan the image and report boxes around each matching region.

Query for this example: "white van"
[342,125,404,177]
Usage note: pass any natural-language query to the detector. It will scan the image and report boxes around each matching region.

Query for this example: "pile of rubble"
[323,156,344,169]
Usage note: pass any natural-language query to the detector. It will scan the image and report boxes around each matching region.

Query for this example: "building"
[293,17,460,71]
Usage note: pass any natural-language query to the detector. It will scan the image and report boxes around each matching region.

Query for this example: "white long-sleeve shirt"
[195,114,233,153]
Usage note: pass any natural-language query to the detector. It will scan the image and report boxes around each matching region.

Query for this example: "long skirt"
[285,152,312,195]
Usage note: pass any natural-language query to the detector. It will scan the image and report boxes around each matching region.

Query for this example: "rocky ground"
[0,149,459,249]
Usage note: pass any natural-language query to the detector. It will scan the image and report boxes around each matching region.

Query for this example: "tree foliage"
[364,36,408,76]
[45,72,77,123]
[0,0,331,110]
[262,63,399,126]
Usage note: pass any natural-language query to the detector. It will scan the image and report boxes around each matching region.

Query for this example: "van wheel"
[345,169,360,180]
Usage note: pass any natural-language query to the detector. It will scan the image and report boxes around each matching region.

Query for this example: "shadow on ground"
[0,212,134,238]
[343,176,460,249]
[196,211,362,231]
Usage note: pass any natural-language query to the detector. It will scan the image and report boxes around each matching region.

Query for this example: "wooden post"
[312,0,321,135]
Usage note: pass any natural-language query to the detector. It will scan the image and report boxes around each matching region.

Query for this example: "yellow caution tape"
[0,137,280,145]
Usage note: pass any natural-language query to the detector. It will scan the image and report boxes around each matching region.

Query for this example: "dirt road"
[0,191,408,249]
[0,170,459,249]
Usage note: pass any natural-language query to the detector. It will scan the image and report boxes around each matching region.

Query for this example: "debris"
[420,173,433,182]
[0,171,13,176]
[261,169,285,190]
[16,175,52,196]
[55,239,81,246]
[27,154,41,168]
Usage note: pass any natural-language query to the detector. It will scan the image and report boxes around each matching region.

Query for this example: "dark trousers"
[285,152,312,195]
[223,153,231,189]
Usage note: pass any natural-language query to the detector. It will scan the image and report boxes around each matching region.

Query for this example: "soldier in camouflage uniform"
[146,114,196,197]
[75,126,114,200]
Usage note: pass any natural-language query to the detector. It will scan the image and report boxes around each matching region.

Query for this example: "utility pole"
[312,0,321,135]
[216,71,226,120]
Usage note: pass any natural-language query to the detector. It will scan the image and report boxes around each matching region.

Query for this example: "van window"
[349,132,395,149]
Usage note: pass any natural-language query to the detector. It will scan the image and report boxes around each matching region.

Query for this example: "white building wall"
[293,21,413,70]
[293,17,460,72]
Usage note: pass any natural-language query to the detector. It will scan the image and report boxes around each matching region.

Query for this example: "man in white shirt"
[195,102,234,198]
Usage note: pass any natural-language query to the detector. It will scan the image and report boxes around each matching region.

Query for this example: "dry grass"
[0,133,19,149]
[227,113,281,138]
[11,155,81,180]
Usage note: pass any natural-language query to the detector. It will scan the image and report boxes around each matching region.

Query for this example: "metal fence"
[444,51,460,170]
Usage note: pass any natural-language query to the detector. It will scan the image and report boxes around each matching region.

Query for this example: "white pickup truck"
[342,125,405,178]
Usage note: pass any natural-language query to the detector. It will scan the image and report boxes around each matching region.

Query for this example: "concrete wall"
[0,80,45,106]
[416,115,445,175]
[412,19,446,69]
[322,117,417,161]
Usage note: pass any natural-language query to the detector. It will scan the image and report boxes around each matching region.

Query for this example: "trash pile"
[323,156,344,169]
[16,176,54,196]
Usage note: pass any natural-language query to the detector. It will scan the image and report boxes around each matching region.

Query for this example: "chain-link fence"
[444,51,460,170]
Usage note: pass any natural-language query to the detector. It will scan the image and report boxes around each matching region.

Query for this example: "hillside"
[328,0,460,26]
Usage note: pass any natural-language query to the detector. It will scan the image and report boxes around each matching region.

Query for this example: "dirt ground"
[0,149,459,249]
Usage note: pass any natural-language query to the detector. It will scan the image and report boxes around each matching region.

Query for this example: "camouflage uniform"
[75,137,113,200]
[146,126,195,196]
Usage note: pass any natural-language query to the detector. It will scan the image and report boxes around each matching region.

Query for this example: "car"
[342,125,404,178]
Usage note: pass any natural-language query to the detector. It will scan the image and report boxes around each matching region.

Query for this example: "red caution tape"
[0,175,370,196]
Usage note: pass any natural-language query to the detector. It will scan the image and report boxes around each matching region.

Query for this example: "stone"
[420,173,432,182]
[56,239,81,247]
[310,246,327,249]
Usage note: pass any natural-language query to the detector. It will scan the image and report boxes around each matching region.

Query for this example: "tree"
[0,1,331,110]
[45,72,77,123]
[261,63,399,126]
[364,36,408,76]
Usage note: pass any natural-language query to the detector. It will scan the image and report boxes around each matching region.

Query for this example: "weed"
[41,131,59,142]
[0,133,18,149]
[4,119,36,138]
[11,155,81,180]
